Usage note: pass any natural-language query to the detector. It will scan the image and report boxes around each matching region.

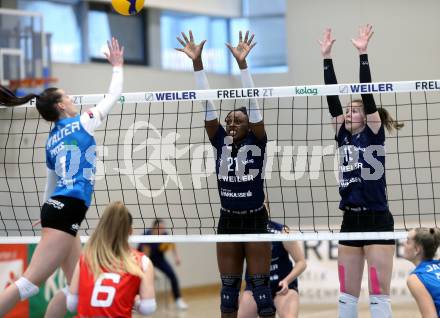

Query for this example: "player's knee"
[15,277,39,300]
[248,274,275,317]
[220,274,241,314]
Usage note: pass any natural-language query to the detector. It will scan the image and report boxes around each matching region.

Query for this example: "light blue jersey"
[45,109,101,207]
[412,259,440,316]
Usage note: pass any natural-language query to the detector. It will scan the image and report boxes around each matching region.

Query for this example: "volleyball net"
[1,79,439,243]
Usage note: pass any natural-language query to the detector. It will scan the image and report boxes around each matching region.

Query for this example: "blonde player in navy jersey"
[404,228,440,318]
[177,30,276,318]
[319,25,403,318]
[238,221,306,318]
[0,37,123,317]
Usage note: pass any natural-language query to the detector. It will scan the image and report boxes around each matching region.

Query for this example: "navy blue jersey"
[268,221,294,289]
[411,259,440,316]
[210,125,266,211]
[336,123,388,211]
[46,111,100,207]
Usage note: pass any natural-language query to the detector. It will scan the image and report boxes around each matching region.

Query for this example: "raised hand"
[351,24,374,54]
[105,37,124,67]
[175,30,206,62]
[226,30,256,69]
[318,28,336,59]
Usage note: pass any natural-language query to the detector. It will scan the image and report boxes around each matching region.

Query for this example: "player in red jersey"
[66,201,156,317]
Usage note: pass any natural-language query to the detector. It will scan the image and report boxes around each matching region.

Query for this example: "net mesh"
[1,80,439,242]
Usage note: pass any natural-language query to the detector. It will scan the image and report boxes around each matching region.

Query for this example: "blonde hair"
[414,227,440,260]
[351,99,404,133]
[84,201,143,279]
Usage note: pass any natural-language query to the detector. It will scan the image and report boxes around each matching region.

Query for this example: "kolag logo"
[295,86,318,96]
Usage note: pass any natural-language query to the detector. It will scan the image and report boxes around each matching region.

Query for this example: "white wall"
[283,0,440,86]
[171,242,219,287]
[53,63,233,93]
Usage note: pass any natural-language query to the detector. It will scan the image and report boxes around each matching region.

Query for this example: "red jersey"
[77,250,149,318]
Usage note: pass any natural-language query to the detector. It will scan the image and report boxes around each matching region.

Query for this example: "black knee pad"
[249,274,276,317]
[220,274,242,314]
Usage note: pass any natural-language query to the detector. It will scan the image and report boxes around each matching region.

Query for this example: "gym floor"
[135,286,421,318]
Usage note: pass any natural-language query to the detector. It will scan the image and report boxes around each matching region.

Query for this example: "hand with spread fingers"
[175,30,206,61]
[226,30,257,69]
[351,24,374,54]
[175,30,206,71]
[318,28,336,59]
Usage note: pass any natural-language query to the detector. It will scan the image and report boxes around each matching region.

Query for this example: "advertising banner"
[0,244,74,318]
[0,245,29,318]
[299,240,415,304]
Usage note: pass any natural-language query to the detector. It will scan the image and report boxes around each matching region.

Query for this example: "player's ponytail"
[414,227,440,259]
[377,108,404,133]
[0,85,38,106]
[0,85,62,122]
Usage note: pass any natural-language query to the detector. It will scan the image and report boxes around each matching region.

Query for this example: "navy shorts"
[41,196,88,237]
[217,206,269,234]
[339,209,395,247]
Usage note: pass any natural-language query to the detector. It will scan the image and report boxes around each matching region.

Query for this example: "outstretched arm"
[82,37,124,135]
[176,30,219,140]
[352,24,381,134]
[319,28,344,134]
[94,37,124,119]
[227,31,265,141]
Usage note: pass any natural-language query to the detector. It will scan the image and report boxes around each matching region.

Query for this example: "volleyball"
[111,0,144,16]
